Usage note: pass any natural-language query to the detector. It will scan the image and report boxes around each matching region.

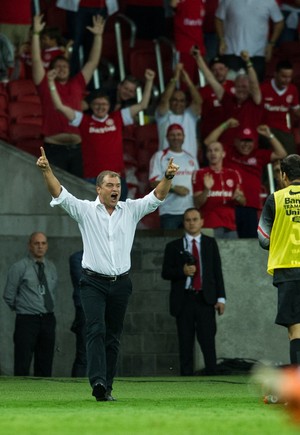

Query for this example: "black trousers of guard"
[14,313,56,376]
[80,274,132,391]
[176,292,217,376]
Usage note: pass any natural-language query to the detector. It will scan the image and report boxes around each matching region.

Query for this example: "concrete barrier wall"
[0,143,289,376]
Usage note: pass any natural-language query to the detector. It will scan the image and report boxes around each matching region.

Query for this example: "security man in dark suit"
[162,208,226,376]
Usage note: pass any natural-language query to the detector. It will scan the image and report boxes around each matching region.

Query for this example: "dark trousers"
[80,274,132,390]
[14,313,56,376]
[71,306,87,377]
[44,143,83,178]
[176,292,217,376]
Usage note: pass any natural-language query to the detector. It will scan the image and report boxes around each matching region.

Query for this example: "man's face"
[211,63,228,84]
[29,233,48,260]
[96,175,121,210]
[167,128,184,152]
[90,98,110,118]
[206,142,225,166]
[118,80,137,101]
[183,210,204,236]
[53,59,70,82]
[170,90,187,115]
[275,68,293,90]
[234,138,254,155]
[235,76,250,102]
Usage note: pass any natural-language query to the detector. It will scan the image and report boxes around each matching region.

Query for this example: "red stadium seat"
[8,102,42,125]
[134,123,159,148]
[138,209,160,229]
[7,79,38,102]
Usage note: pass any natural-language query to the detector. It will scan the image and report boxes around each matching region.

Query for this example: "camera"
[183,250,196,266]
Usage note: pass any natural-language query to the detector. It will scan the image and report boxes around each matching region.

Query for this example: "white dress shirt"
[50,186,163,275]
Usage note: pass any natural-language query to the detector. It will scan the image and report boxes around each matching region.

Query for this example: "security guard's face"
[183,210,204,237]
[29,233,48,260]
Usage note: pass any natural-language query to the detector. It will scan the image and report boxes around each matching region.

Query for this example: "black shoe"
[105,392,117,401]
[92,383,106,401]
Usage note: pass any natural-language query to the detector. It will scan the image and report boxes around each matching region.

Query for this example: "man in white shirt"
[149,124,199,229]
[36,146,179,402]
[215,0,284,82]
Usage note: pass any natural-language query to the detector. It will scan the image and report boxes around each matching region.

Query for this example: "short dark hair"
[280,154,300,181]
[276,60,293,72]
[49,55,70,70]
[96,171,121,186]
[183,208,202,219]
[86,90,111,105]
[121,75,141,87]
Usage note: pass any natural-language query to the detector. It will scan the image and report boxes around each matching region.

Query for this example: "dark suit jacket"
[162,234,226,317]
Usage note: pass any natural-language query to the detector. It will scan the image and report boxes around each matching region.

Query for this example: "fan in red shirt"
[204,119,287,238]
[192,47,264,151]
[171,0,206,85]
[261,59,300,155]
[199,55,235,161]
[193,141,245,239]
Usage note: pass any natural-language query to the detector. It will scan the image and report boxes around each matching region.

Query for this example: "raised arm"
[36,147,62,198]
[81,15,105,84]
[191,46,224,101]
[31,14,46,85]
[156,63,183,115]
[181,67,202,116]
[154,158,180,200]
[194,173,214,208]
[215,17,227,56]
[129,69,156,118]
[204,118,239,146]
[47,70,76,121]
[240,51,261,105]
[265,20,284,62]
[257,125,287,161]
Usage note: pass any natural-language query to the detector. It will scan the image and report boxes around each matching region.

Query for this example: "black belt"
[185,288,202,295]
[83,268,129,282]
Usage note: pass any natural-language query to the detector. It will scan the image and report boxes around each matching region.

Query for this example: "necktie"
[36,261,54,312]
[192,239,201,291]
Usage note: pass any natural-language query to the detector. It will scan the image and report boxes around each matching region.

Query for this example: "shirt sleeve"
[50,186,89,223]
[257,194,275,250]
[3,262,25,310]
[121,107,133,126]
[70,111,83,127]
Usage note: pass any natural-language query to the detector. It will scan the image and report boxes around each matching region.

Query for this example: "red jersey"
[79,111,125,178]
[220,92,264,150]
[193,166,242,230]
[200,80,235,140]
[38,73,86,137]
[224,147,272,209]
[173,0,206,55]
[260,80,300,132]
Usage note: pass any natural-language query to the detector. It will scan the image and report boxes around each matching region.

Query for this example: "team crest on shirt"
[247,157,257,165]
[189,160,195,167]
[286,95,293,104]
[106,119,114,126]
[226,179,234,188]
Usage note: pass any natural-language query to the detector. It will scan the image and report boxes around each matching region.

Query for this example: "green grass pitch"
[0,376,299,435]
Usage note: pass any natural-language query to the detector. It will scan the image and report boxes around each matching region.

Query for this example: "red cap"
[166,123,184,136]
[237,127,255,140]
